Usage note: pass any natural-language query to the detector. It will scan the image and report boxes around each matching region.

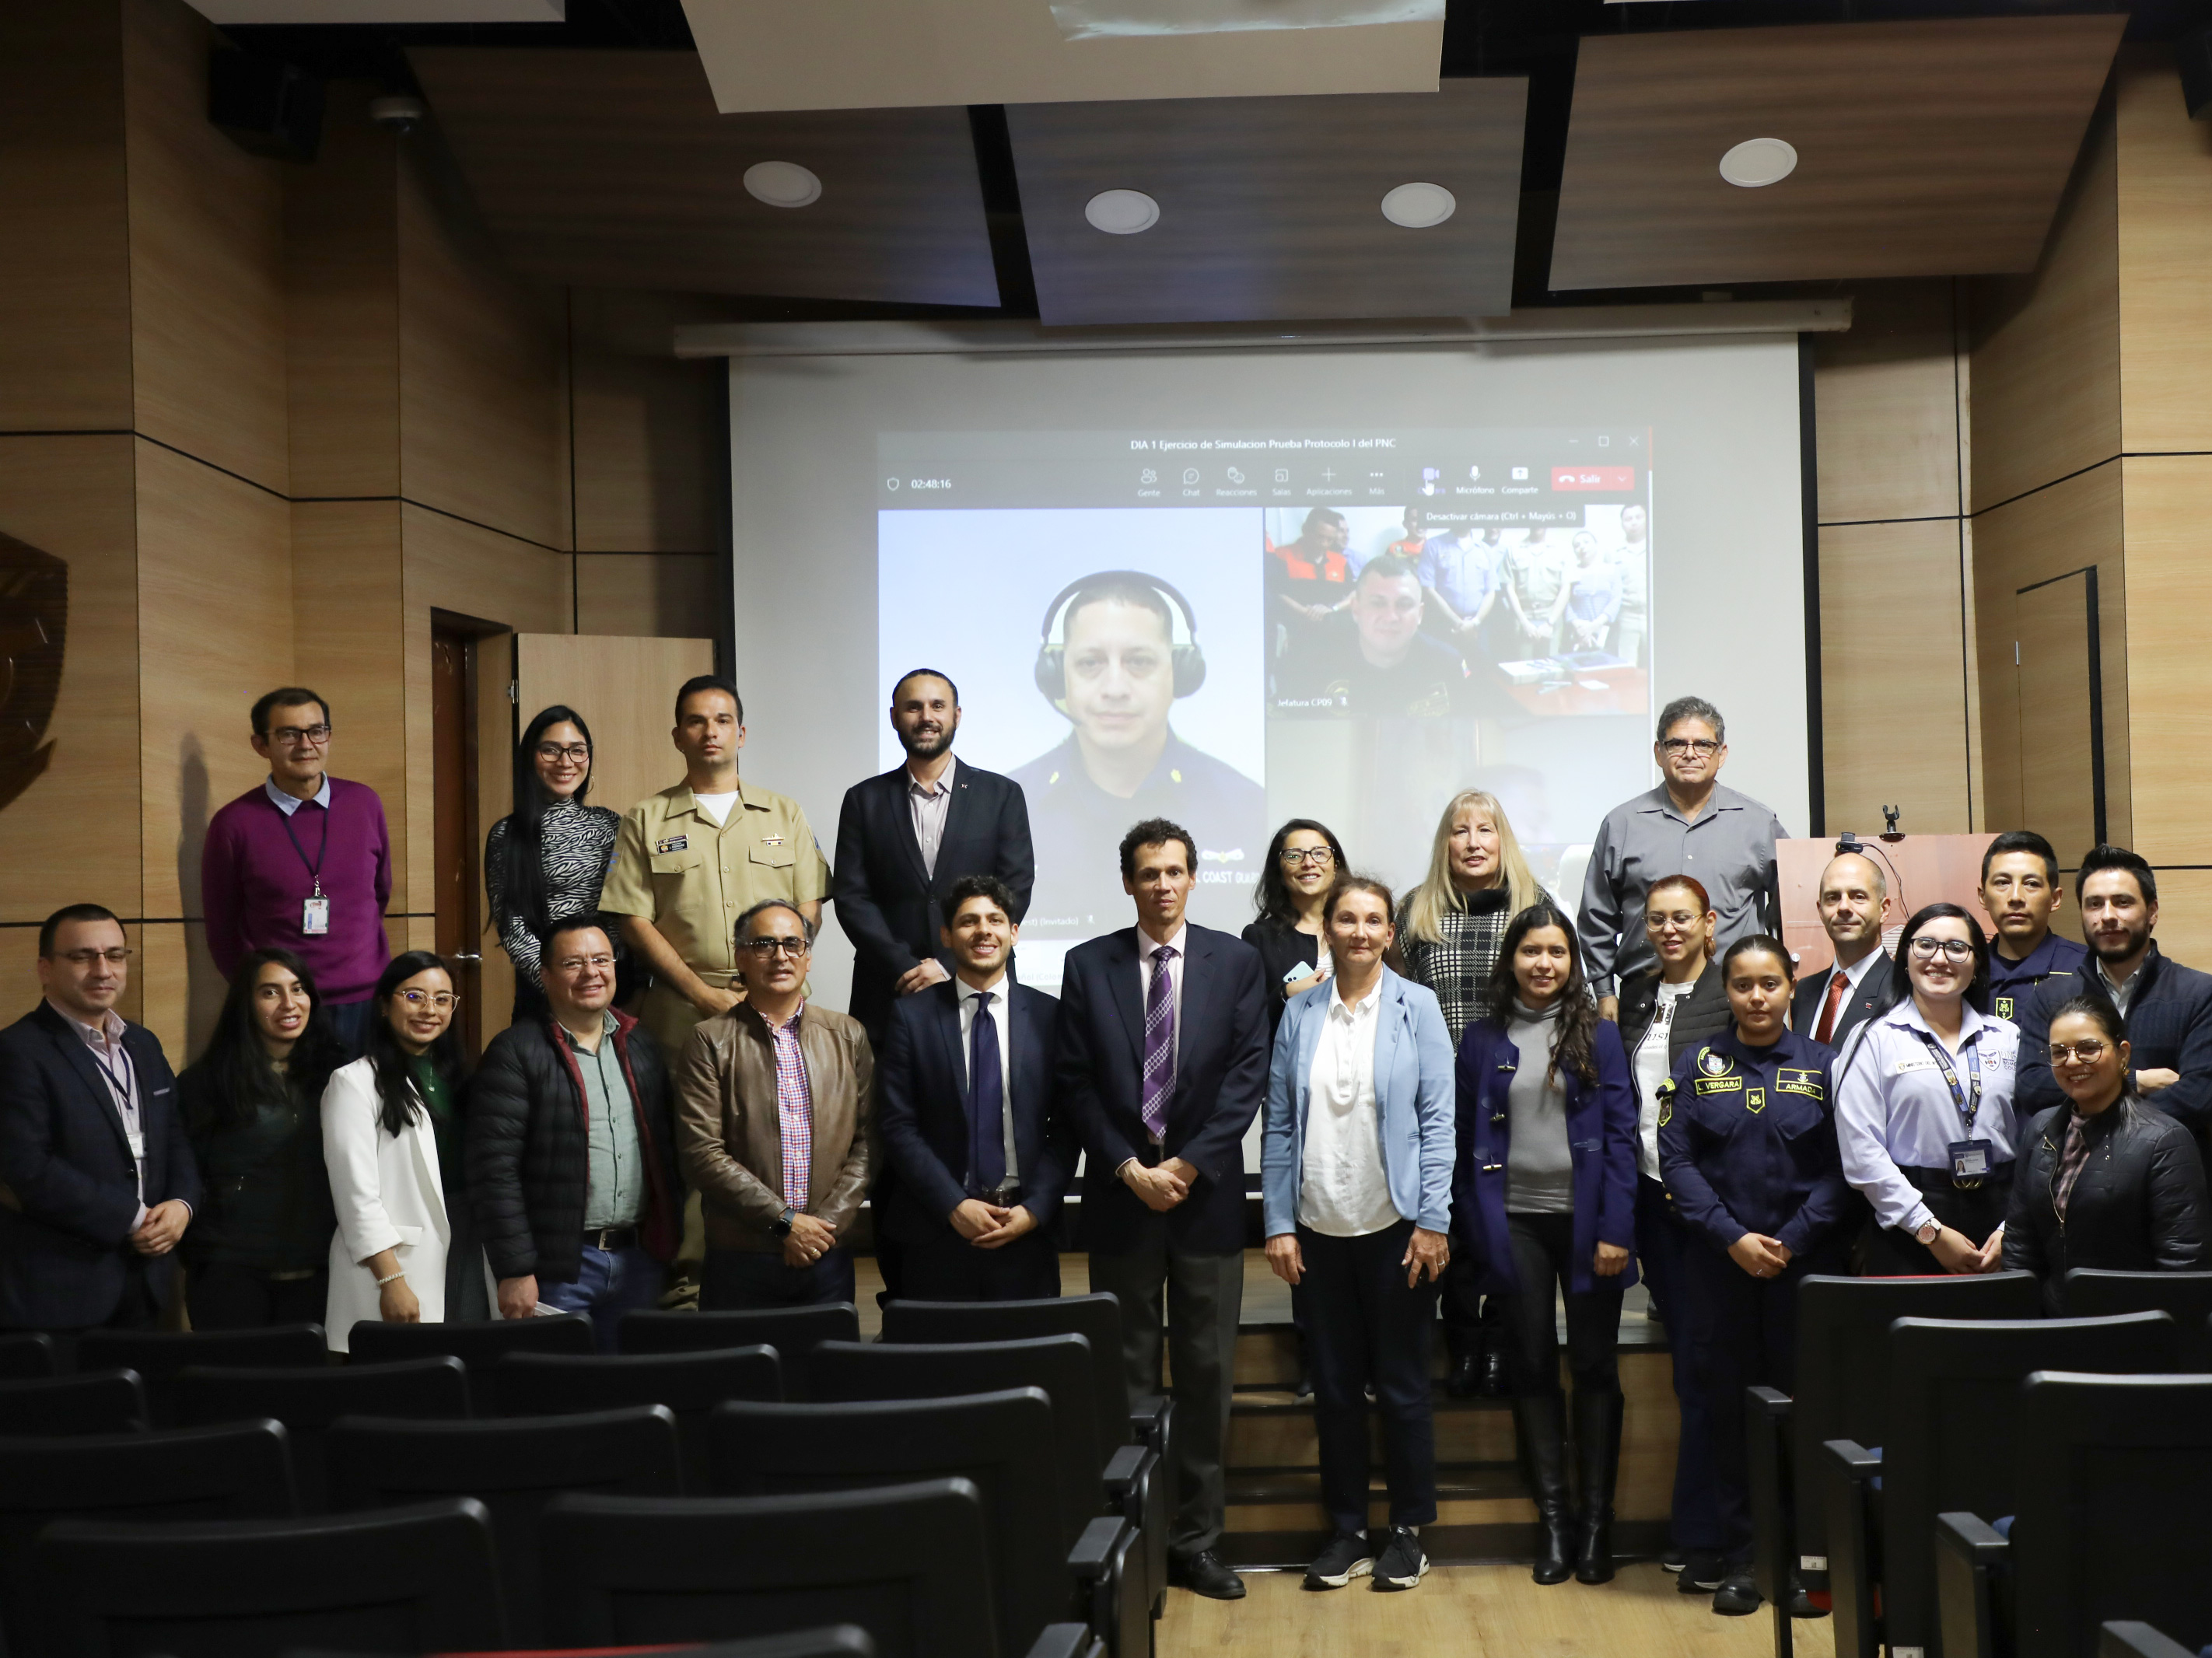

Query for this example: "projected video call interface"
[877,428,1654,985]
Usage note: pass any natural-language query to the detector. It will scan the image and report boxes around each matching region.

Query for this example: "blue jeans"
[325,999,375,1059]
[536,1243,667,1350]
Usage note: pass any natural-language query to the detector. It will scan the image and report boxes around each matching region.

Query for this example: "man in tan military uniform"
[600,674,832,1058]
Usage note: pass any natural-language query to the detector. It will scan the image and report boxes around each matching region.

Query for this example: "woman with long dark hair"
[2003,995,2208,1311]
[1243,818,1350,1039]
[485,705,620,1023]
[1834,903,2021,1276]
[179,950,344,1329]
[1453,903,1638,1587]
[321,950,490,1351]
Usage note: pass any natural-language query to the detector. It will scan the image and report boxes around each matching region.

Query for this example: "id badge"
[302,896,331,936]
[1948,1139,1993,1182]
[125,1129,145,1162]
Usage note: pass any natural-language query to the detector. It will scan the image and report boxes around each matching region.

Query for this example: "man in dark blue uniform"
[1010,574,1265,939]
[1658,935,1856,1618]
[1976,829,2088,1023]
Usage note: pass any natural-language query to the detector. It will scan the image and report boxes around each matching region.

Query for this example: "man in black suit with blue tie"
[1057,817,1270,1600]
[874,874,1072,1301]
[0,904,201,1332]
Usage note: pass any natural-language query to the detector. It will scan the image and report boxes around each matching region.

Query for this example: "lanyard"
[281,800,331,897]
[1911,1027,1982,1135]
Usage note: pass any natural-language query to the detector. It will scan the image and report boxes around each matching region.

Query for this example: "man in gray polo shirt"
[1579,697,1789,1021]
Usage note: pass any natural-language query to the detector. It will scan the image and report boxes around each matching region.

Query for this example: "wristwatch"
[1915,1220,1942,1247]
[770,1206,797,1238]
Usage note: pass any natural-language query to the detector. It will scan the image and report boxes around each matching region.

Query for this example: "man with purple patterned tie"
[1057,817,1271,1601]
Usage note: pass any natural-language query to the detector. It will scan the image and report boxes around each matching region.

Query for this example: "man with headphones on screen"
[1009,572,1267,937]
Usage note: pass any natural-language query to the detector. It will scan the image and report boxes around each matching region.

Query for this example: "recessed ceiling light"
[1085,189,1160,234]
[1381,181,1455,229]
[744,160,822,208]
[1718,138,1797,189]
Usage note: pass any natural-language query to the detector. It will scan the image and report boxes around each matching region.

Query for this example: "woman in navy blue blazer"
[1454,901,1638,1587]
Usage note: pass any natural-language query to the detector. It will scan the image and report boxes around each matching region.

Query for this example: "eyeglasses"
[268,723,331,747]
[536,743,590,764]
[2048,1040,2111,1064]
[1909,937,1976,961]
[739,937,810,958]
[1644,911,1703,930]
[396,989,459,1011]
[551,954,614,974]
[1659,737,1720,757]
[1279,847,1335,868]
[55,948,132,967]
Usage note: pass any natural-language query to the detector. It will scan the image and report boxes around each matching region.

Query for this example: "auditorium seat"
[2064,1269,2212,1365]
[1935,1373,2212,1658]
[0,1332,55,1381]
[0,1369,148,1436]
[174,1357,470,1511]
[347,1313,593,1413]
[28,1496,506,1657]
[0,1421,296,1655]
[76,1325,326,1425]
[1750,1270,2040,1622]
[539,1478,1092,1658]
[619,1305,858,1398]
[493,1345,782,1490]
[277,1634,895,1658]
[327,1406,682,1645]
[709,1391,1145,1658]
[1819,1311,2180,1658]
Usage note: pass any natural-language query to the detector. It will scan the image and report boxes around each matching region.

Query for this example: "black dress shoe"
[1479,1346,1510,1397]
[1444,1348,1481,1397]
[1713,1570,1762,1616]
[1171,1549,1247,1600]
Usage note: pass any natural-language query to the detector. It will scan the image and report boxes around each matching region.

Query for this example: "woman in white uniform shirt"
[1833,904,2019,1275]
[1262,875,1455,1594]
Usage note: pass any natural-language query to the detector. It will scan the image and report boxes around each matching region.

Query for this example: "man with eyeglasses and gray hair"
[1579,697,1789,1023]
[674,898,875,1310]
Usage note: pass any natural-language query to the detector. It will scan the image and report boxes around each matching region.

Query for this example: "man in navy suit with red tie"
[874,875,1072,1301]
[1056,818,1270,1601]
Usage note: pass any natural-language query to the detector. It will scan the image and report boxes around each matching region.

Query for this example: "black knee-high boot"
[1572,1387,1625,1584]
[1514,1394,1576,1585]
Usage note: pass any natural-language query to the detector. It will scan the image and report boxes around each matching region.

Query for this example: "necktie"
[1815,967,1850,1044]
[968,991,1006,1197]
[1141,946,1178,1140]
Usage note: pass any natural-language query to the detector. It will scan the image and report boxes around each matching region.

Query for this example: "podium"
[1776,832,1997,978]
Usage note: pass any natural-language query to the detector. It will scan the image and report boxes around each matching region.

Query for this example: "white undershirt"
[694,789,739,827]
[1634,979,1696,1179]
[1299,980,1399,1237]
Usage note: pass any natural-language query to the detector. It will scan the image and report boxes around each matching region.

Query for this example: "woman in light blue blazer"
[1262,874,1457,1595]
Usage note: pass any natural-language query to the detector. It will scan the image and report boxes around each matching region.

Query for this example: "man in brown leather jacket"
[674,898,875,1309]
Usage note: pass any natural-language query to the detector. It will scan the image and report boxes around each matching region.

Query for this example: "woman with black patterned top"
[1392,788,1549,1395]
[485,705,621,1024]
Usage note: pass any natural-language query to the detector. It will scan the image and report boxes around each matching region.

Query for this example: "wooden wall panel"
[0,435,142,925]
[575,554,719,639]
[398,135,570,551]
[1812,280,1962,525]
[2116,454,2212,867]
[2115,50,2212,456]
[1818,518,1972,836]
[2146,871,2212,974]
[122,0,289,496]
[0,1,132,432]
[570,288,726,554]
[1969,99,2121,513]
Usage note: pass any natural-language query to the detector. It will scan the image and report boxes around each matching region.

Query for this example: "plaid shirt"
[1396,891,1513,1048]
[765,1002,814,1210]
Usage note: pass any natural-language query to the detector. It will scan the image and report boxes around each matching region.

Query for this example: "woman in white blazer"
[322,950,488,1352]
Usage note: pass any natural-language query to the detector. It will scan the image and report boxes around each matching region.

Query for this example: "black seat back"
[174,1356,469,1511]
[540,1480,999,1658]
[809,1335,1101,1547]
[620,1306,858,1398]
[709,1391,1066,1653]
[0,1422,297,1656]
[75,1326,326,1425]
[0,1333,55,1381]
[1878,1312,2181,1649]
[2064,1270,2212,1366]
[880,1294,1130,1457]
[327,1406,681,1645]
[0,1369,148,1436]
[347,1313,593,1412]
[494,1346,781,1492]
[2011,1373,2212,1658]
[27,1495,506,1657]
[1794,1271,2041,1558]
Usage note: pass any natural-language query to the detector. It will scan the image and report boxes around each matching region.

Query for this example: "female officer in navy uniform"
[1657,934,1855,1618]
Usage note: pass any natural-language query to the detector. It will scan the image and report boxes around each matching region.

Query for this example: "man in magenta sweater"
[201,687,394,1054]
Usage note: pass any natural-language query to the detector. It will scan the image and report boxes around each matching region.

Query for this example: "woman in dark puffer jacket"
[2003,995,2209,1313]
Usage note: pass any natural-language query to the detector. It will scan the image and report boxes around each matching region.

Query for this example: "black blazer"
[0,1002,201,1330]
[1055,924,1269,1255]
[831,761,1035,1043]
[1240,916,1322,1041]
[1791,952,1892,1048]
[873,978,1073,1244]
[2002,1098,2210,1313]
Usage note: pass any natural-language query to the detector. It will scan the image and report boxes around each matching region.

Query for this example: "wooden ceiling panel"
[1006,79,1527,327]
[1549,16,2125,292]
[407,49,999,307]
